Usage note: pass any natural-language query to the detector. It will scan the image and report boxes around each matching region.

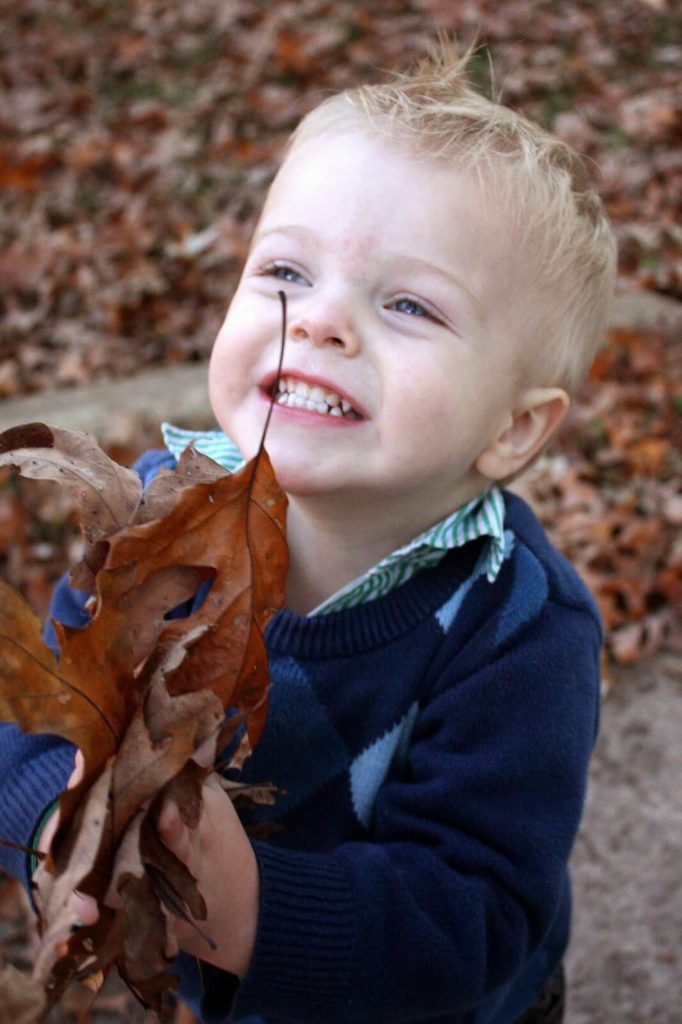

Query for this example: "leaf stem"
[0,836,46,859]
[257,289,287,458]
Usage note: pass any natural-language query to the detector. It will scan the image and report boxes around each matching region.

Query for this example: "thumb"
[68,749,85,789]
[158,799,191,863]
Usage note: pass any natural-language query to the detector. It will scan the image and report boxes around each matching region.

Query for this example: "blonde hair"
[287,44,617,393]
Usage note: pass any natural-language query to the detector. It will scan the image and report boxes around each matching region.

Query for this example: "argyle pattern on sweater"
[235,533,512,838]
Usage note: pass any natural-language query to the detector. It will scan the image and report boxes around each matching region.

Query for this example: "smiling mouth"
[269,376,363,420]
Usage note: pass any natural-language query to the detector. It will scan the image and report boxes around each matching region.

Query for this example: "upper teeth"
[274,377,360,418]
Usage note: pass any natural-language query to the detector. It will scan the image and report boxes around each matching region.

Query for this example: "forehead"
[258,132,501,261]
[252,132,536,338]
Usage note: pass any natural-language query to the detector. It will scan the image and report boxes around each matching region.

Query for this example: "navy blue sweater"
[0,451,601,1023]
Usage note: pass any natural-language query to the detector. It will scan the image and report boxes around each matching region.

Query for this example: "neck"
[282,481,484,615]
[283,498,387,615]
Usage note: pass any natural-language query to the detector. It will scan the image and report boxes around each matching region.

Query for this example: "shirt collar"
[162,423,244,473]
[161,423,508,611]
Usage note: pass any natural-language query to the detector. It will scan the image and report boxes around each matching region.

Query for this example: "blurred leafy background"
[0,2,681,1020]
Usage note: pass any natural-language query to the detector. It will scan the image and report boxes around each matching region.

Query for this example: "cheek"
[207,330,251,436]
[382,360,496,469]
[208,306,256,391]
[384,362,459,437]
[207,335,234,405]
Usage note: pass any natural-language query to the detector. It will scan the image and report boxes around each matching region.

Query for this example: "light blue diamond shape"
[350,702,419,829]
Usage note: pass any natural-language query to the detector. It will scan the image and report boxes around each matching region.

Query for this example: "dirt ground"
[566,653,682,1024]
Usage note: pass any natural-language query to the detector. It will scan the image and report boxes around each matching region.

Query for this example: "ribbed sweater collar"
[265,539,483,658]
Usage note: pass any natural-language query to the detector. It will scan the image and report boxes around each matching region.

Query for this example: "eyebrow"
[250,224,317,246]
[395,254,484,323]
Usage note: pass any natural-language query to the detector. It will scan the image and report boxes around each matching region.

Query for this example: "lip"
[258,368,367,420]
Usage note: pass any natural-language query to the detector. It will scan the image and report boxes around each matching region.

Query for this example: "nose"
[288,297,361,356]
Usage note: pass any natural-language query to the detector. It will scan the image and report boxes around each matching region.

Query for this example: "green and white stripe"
[312,487,506,614]
[161,423,507,616]
[162,422,244,473]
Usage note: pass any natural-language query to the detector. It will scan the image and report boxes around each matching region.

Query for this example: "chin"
[267,466,328,498]
[262,455,342,499]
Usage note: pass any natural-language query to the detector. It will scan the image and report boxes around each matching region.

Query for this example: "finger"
[67,748,85,789]
[158,800,191,862]
[36,808,60,859]
[191,733,218,770]
[158,799,184,843]
[70,890,99,927]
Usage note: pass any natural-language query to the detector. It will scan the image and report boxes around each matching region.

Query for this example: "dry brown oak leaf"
[0,423,288,1019]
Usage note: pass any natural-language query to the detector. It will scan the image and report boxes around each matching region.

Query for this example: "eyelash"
[389,296,447,327]
[260,262,307,285]
[390,297,430,319]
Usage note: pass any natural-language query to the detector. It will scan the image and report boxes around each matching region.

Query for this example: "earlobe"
[475,388,570,481]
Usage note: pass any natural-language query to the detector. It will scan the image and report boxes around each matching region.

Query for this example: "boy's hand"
[36,753,259,977]
[157,773,260,979]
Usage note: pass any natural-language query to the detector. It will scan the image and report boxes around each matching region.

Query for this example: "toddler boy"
[0,45,616,1023]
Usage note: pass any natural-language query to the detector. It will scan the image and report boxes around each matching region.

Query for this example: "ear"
[475,388,570,481]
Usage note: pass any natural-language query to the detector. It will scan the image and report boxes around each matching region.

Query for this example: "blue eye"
[264,264,307,285]
[392,298,429,318]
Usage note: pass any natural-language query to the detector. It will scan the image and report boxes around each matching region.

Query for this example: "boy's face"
[209,130,526,525]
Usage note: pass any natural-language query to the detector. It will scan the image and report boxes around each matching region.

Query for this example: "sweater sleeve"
[0,728,75,884]
[0,569,88,884]
[220,600,600,1024]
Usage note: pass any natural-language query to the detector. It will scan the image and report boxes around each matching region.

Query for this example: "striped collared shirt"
[161,422,508,616]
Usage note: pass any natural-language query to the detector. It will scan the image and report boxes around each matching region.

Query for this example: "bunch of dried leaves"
[0,420,288,1021]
